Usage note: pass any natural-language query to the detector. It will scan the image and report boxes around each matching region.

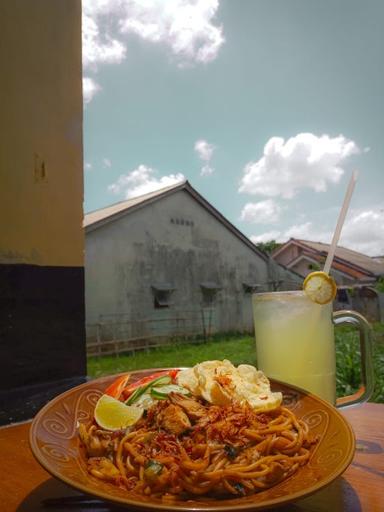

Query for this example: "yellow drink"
[252,291,336,403]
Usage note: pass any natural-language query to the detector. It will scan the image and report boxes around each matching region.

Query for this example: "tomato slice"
[104,374,130,400]
[121,369,179,400]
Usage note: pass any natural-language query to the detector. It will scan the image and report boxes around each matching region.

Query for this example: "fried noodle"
[79,394,317,501]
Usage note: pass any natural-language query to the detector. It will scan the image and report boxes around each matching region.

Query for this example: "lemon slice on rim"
[303,271,337,305]
[94,394,143,431]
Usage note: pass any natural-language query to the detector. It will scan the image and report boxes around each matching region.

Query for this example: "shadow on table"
[15,478,125,512]
[292,477,362,512]
[16,476,361,512]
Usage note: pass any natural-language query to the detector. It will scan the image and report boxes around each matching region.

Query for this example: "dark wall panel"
[0,264,86,390]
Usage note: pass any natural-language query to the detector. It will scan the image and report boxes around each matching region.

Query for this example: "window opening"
[242,282,261,294]
[200,282,221,306]
[151,283,175,309]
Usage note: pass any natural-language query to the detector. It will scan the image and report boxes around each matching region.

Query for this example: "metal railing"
[86,308,216,357]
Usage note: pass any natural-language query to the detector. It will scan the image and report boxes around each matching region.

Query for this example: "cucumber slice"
[125,375,172,405]
[150,375,172,387]
[134,393,156,410]
[125,385,147,405]
[150,384,190,400]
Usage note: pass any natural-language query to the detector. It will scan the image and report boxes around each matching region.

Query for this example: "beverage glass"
[252,290,374,406]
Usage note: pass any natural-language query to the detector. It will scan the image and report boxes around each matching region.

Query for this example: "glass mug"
[252,290,374,406]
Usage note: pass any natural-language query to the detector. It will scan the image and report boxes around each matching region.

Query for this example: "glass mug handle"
[333,310,374,408]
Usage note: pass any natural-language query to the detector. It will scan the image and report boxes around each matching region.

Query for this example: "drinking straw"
[323,170,358,275]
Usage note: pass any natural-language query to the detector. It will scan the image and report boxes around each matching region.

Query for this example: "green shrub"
[335,323,383,403]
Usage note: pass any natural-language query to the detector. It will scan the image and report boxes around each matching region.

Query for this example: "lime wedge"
[94,394,143,431]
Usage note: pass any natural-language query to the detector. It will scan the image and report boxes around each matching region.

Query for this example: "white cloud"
[240,199,282,224]
[195,139,216,176]
[108,164,185,198]
[252,222,332,245]
[200,164,214,176]
[239,133,360,199]
[250,222,331,248]
[340,207,384,256]
[103,158,112,168]
[250,231,282,244]
[250,207,384,256]
[284,222,331,242]
[82,6,126,70]
[83,77,101,103]
[84,162,92,171]
[195,139,215,161]
[82,1,224,101]
[118,0,224,65]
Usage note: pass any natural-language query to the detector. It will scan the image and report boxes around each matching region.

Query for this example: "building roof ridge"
[84,179,269,261]
[83,180,187,227]
[273,238,384,277]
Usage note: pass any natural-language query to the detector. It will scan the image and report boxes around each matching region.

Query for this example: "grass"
[88,333,257,377]
[88,324,384,403]
[335,322,384,403]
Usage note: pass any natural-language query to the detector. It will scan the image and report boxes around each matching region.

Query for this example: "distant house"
[84,181,300,345]
[272,238,384,322]
[272,238,384,286]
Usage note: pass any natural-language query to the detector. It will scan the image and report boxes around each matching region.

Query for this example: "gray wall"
[85,190,300,339]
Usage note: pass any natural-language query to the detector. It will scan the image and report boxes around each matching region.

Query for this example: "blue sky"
[82,0,384,256]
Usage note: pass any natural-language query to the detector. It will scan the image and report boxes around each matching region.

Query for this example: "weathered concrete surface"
[85,189,299,338]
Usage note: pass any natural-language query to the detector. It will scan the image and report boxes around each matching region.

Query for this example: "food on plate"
[104,373,130,399]
[176,360,282,411]
[94,394,143,431]
[78,362,318,500]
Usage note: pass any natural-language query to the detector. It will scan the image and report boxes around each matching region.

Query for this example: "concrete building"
[84,181,300,346]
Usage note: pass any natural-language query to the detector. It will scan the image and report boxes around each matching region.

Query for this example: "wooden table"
[0,403,383,511]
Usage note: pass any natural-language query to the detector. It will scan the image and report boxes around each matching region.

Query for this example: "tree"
[256,240,280,255]
[375,276,384,293]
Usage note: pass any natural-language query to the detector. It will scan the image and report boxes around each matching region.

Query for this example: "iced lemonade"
[252,291,336,403]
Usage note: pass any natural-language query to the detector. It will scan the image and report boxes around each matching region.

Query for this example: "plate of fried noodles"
[30,361,355,511]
